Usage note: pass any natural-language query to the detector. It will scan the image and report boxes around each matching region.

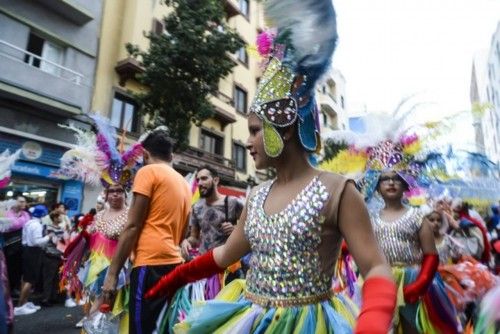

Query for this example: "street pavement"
[13,303,84,334]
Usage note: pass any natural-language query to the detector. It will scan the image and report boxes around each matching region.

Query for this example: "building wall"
[317,68,349,133]
[0,0,103,214]
[92,0,264,187]
[480,22,500,164]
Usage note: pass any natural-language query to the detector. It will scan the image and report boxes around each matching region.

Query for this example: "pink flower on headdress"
[257,30,275,57]
[400,133,418,146]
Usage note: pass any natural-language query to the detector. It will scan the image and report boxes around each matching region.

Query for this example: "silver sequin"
[371,207,423,266]
[244,177,331,300]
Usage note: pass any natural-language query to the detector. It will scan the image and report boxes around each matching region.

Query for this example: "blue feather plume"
[265,0,338,98]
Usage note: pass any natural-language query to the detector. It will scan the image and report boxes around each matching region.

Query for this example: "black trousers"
[41,254,61,302]
[129,264,178,334]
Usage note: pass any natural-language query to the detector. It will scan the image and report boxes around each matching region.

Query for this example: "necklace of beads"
[94,208,128,240]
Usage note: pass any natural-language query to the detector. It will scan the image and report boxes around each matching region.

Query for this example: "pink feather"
[121,143,143,167]
[257,30,275,57]
[96,133,112,161]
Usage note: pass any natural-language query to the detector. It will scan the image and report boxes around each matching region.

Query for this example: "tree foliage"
[127,0,243,150]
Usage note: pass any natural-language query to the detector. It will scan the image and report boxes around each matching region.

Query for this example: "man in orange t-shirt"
[102,128,191,334]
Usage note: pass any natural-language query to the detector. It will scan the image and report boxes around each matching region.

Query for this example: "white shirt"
[22,218,50,247]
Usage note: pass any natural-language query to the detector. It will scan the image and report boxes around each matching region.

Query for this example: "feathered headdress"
[0,149,21,189]
[54,114,143,190]
[320,101,437,201]
[251,0,338,158]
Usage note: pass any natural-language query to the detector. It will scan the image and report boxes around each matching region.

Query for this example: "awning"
[219,186,246,198]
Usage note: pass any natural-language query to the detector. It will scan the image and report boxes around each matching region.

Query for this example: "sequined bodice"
[372,207,423,266]
[244,177,331,301]
[92,209,128,240]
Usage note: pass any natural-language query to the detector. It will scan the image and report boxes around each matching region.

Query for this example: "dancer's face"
[427,212,443,235]
[106,185,126,210]
[197,169,217,198]
[246,113,271,170]
[378,171,406,201]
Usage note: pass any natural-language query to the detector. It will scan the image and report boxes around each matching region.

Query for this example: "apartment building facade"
[92,0,265,196]
[0,0,103,214]
[471,22,500,164]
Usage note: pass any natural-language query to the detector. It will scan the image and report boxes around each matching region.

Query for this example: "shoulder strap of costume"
[330,177,352,227]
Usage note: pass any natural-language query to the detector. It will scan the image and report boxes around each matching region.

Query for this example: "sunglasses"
[379,176,404,184]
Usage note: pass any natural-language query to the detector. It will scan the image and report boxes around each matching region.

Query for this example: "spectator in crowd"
[95,196,105,213]
[14,205,50,316]
[42,203,71,231]
[102,128,191,334]
[41,211,67,307]
[3,196,30,293]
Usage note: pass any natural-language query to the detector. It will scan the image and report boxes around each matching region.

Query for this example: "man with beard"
[181,166,243,260]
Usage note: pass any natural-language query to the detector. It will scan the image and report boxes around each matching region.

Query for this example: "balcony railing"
[174,146,236,179]
[0,40,85,86]
[214,90,234,107]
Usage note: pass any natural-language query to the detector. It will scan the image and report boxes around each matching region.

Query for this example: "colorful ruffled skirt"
[392,266,461,334]
[77,232,130,333]
[157,262,245,332]
[168,279,358,334]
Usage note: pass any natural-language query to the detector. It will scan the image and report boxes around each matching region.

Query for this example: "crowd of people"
[0,0,498,333]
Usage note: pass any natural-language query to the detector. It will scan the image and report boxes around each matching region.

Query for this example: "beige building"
[317,68,349,133]
[92,0,266,195]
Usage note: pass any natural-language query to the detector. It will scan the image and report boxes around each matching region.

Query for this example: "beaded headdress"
[320,105,431,201]
[54,114,143,191]
[251,0,338,158]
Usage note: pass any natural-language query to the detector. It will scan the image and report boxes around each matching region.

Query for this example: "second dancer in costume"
[57,115,143,331]
[145,1,397,333]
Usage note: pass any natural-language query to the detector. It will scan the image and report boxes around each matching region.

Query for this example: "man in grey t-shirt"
[181,166,243,258]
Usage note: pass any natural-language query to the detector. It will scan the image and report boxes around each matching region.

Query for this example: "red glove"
[403,253,439,304]
[355,276,397,334]
[144,249,224,299]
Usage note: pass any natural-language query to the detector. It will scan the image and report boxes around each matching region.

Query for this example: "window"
[239,0,249,18]
[234,86,247,114]
[236,47,248,66]
[233,143,247,172]
[340,96,345,109]
[24,32,64,76]
[152,18,164,35]
[200,129,223,156]
[110,93,139,132]
[322,112,327,126]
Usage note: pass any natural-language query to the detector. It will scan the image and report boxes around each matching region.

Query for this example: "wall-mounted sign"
[22,141,43,160]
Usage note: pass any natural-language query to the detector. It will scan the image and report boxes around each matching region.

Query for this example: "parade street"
[13,304,83,334]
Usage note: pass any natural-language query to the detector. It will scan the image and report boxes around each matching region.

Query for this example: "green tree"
[127,0,243,150]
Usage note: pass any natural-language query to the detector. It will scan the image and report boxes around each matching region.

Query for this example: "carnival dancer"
[143,1,397,333]
[159,166,245,329]
[422,203,498,329]
[56,115,143,331]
